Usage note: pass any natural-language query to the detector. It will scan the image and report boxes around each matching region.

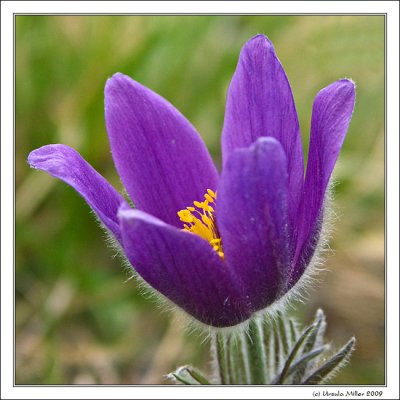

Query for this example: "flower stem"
[213,316,269,384]
[208,310,355,385]
[170,309,355,385]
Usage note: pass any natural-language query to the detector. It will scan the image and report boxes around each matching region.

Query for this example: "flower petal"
[293,79,356,281]
[28,144,126,242]
[118,206,250,327]
[105,73,218,227]
[217,137,290,312]
[221,34,304,239]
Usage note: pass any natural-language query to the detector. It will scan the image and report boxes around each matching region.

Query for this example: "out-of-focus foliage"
[16,15,384,384]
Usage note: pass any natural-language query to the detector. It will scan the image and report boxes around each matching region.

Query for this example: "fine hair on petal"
[114,180,335,339]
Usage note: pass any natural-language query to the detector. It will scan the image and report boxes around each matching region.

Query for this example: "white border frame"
[2,1,399,399]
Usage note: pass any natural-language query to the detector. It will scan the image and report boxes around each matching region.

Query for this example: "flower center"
[177,189,224,259]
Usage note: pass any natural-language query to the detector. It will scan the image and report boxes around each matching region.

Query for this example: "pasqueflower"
[28,35,355,328]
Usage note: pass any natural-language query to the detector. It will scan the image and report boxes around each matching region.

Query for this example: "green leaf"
[167,365,210,385]
[292,309,326,382]
[287,345,329,383]
[302,337,356,384]
[228,335,248,384]
[215,332,230,384]
[304,309,326,354]
[209,310,356,386]
[245,317,268,384]
[185,367,211,385]
[272,321,321,384]
[262,318,276,381]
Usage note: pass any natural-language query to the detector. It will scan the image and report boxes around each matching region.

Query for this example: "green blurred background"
[16,15,385,385]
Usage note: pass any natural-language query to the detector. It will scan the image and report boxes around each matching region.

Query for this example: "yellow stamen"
[204,193,213,203]
[177,189,224,258]
[207,189,217,199]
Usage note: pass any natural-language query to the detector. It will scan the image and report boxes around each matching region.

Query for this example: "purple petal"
[217,137,290,312]
[292,79,356,281]
[105,73,218,228]
[221,34,304,241]
[28,144,126,242]
[118,206,250,327]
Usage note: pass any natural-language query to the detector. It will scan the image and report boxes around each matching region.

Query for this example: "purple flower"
[28,35,355,328]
